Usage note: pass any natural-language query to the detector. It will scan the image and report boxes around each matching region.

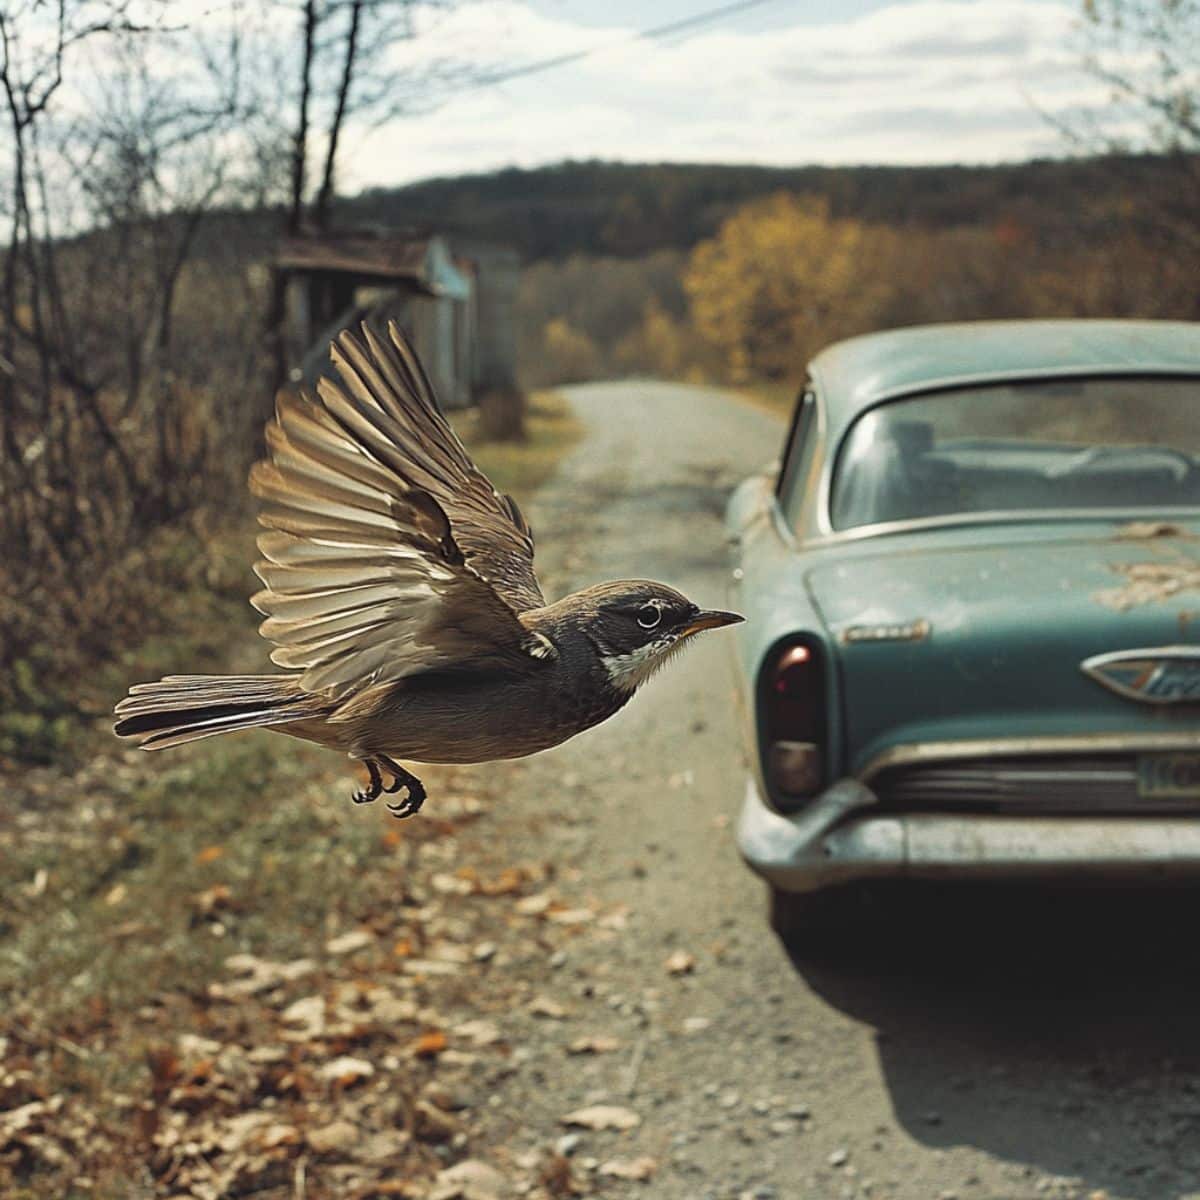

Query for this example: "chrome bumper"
[737,777,1200,894]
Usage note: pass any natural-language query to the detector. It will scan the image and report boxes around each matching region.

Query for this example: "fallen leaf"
[560,1105,641,1131]
[369,991,418,1025]
[317,1056,375,1085]
[215,1110,276,1152]
[514,892,553,916]
[539,1152,582,1197]
[566,1035,620,1055]
[325,929,375,956]
[528,996,569,1019]
[478,867,525,896]
[432,872,473,896]
[257,1123,301,1151]
[421,1080,471,1112]
[433,1159,510,1199]
[247,1044,289,1064]
[104,883,127,907]
[599,1155,657,1181]
[403,959,462,977]
[597,907,631,931]
[280,995,325,1040]
[193,884,232,916]
[307,1118,359,1154]
[453,1019,501,1047]
[546,907,594,926]
[411,1030,447,1058]
[177,1033,222,1063]
[414,1098,460,1143]
[354,1130,413,1166]
[430,941,472,964]
[216,954,316,999]
[665,950,696,975]
[195,845,225,864]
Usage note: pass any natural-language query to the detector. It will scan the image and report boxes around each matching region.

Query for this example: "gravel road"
[453,381,1200,1200]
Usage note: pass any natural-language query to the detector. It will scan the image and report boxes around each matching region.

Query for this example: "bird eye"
[636,603,662,630]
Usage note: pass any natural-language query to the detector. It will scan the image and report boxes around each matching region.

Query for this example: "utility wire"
[457,0,784,92]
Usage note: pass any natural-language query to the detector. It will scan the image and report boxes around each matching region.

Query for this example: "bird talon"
[377,756,426,818]
[385,780,426,819]
[349,756,426,817]
[349,758,384,806]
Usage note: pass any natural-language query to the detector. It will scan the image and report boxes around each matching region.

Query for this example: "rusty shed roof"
[277,233,435,286]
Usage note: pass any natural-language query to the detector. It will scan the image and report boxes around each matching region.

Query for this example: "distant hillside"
[342,156,1182,262]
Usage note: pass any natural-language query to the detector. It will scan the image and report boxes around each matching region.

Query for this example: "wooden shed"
[276,230,480,408]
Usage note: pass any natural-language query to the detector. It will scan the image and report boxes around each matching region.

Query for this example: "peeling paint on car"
[1094,551,1200,612]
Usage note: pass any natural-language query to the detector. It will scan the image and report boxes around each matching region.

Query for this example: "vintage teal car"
[726,319,1200,942]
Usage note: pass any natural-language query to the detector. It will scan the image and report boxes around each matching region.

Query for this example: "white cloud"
[339,0,1111,188]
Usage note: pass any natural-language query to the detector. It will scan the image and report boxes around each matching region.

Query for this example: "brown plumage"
[114,322,741,816]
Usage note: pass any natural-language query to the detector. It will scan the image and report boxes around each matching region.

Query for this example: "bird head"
[568,580,742,693]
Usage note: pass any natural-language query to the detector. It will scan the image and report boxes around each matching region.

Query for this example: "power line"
[458,0,785,92]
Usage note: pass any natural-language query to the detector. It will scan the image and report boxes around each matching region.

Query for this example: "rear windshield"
[830,377,1200,531]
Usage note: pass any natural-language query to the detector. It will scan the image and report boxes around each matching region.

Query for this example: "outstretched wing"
[248,322,549,698]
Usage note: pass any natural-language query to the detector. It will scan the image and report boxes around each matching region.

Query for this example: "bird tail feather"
[113,674,316,751]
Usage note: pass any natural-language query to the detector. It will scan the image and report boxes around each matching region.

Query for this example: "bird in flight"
[114,323,742,817]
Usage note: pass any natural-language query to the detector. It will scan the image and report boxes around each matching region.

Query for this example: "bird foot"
[349,755,426,819]
[351,757,385,805]
[379,755,426,820]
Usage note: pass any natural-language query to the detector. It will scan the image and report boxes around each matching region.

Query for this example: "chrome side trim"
[856,732,1200,786]
[803,506,1200,549]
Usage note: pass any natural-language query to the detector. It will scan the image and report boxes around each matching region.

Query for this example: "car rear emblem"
[1081,647,1200,704]
[840,619,931,645]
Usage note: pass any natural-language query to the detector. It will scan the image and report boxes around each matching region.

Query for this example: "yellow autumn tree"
[685,193,898,380]
[540,317,601,383]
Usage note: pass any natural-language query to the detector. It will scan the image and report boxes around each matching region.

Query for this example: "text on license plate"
[1138,753,1200,799]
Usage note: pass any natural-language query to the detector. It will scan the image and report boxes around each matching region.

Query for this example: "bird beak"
[680,609,744,637]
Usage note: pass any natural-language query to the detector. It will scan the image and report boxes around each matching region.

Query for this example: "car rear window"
[830,377,1200,530]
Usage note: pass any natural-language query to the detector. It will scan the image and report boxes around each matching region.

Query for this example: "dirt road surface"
[452,382,1200,1200]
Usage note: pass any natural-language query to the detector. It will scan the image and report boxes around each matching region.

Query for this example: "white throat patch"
[601,636,687,693]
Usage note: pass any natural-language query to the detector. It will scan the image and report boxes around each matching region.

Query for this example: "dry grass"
[451,389,580,505]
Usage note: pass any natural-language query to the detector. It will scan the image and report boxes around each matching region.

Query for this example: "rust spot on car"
[1095,555,1200,612]
[1112,520,1192,541]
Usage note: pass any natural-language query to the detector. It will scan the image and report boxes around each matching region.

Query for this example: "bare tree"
[272,0,474,233]
[1071,0,1200,258]
[1079,0,1200,151]
[0,2,270,722]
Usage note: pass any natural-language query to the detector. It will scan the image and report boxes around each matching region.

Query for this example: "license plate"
[1138,753,1200,799]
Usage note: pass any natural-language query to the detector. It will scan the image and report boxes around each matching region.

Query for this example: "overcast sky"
[341,0,1101,189]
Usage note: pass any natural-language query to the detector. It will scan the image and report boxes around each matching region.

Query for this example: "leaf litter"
[0,749,664,1199]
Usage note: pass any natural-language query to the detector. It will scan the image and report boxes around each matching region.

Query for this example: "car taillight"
[762,640,826,808]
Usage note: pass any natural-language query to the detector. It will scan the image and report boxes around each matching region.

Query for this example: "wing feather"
[248,322,548,700]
